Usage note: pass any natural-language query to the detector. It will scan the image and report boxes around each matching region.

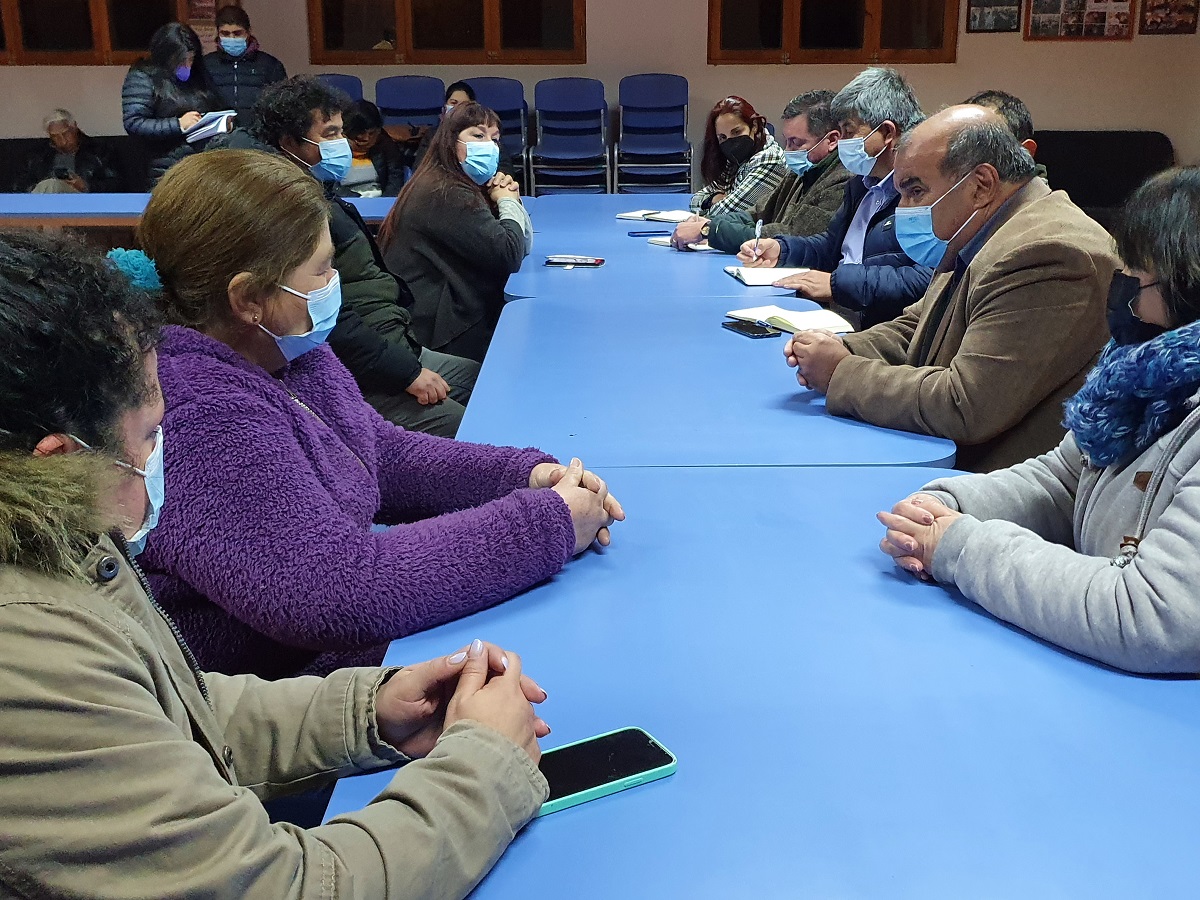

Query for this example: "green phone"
[536,727,677,817]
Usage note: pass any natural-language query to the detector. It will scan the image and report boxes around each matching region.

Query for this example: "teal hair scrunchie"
[107,248,163,293]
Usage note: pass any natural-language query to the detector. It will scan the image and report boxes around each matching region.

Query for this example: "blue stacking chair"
[528,77,610,196]
[464,76,529,186]
[316,74,364,102]
[613,73,692,194]
[375,75,446,130]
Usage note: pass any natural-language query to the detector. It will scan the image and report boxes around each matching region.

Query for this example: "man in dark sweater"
[204,5,287,126]
[212,76,478,437]
[674,91,852,253]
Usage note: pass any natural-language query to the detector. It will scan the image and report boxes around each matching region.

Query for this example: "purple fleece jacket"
[141,326,576,679]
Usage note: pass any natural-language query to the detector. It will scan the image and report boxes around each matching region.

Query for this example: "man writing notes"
[737,68,933,329]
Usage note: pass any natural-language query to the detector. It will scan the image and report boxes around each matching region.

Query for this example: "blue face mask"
[72,426,165,557]
[174,64,192,83]
[459,139,500,185]
[838,122,885,177]
[220,36,248,57]
[303,137,353,184]
[261,269,343,362]
[784,147,815,177]
[894,171,979,269]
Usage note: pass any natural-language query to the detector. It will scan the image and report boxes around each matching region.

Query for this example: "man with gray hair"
[782,105,1117,472]
[16,109,120,194]
[671,90,851,252]
[737,67,932,329]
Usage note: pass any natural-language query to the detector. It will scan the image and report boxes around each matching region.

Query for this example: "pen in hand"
[752,219,764,259]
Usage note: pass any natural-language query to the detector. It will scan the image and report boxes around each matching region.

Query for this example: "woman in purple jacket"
[129,149,622,680]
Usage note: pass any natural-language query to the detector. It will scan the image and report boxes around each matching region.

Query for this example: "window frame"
[0,0,191,65]
[307,0,587,65]
[707,0,960,65]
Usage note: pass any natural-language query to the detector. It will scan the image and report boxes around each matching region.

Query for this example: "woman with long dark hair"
[877,167,1200,674]
[121,22,221,186]
[691,95,786,220]
[379,101,532,362]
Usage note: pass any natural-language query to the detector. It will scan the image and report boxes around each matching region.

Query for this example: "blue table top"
[0,192,409,223]
[509,230,804,301]
[528,193,692,233]
[325,465,1200,899]
[459,295,955,468]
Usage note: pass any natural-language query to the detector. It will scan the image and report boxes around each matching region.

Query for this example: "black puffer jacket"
[121,63,221,187]
[203,46,287,124]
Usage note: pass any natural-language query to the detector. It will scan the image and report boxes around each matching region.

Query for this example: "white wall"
[2,0,1197,163]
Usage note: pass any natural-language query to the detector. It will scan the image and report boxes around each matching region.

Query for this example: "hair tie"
[106,249,163,293]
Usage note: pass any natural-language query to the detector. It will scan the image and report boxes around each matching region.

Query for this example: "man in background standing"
[204,5,287,125]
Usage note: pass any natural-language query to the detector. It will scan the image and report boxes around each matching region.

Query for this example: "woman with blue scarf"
[876,167,1200,674]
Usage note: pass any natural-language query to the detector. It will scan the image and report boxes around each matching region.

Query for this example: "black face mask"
[719,134,757,167]
[1107,272,1167,345]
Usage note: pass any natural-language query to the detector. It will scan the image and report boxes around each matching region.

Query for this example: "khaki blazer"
[829,179,1118,472]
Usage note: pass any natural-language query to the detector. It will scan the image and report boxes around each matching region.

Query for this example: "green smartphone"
[536,727,677,817]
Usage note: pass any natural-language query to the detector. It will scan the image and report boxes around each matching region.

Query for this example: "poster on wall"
[1139,0,1199,32]
[1025,0,1137,39]
[188,0,216,17]
[968,0,1023,32]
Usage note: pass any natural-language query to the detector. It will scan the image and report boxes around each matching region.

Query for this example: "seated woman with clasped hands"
[122,149,622,682]
[877,167,1200,675]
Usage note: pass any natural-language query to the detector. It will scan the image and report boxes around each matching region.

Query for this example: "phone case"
[544,255,605,267]
[536,727,678,817]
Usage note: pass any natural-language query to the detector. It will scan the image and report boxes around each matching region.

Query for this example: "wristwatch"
[700,221,711,238]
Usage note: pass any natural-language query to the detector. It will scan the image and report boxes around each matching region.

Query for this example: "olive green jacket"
[0,453,547,899]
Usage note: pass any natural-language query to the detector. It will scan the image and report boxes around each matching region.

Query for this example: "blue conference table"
[508,229,800,301]
[459,294,955,467]
[527,192,693,233]
[325,465,1200,899]
[0,191,416,224]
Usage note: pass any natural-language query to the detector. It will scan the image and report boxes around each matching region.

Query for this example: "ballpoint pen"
[752,219,763,259]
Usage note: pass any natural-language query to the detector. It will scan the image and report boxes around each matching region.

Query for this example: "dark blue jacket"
[121,63,221,187]
[203,47,287,124]
[777,177,933,328]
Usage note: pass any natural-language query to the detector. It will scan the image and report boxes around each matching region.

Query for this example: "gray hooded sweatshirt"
[920,390,1200,674]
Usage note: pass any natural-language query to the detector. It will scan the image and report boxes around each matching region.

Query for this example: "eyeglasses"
[1129,279,1161,317]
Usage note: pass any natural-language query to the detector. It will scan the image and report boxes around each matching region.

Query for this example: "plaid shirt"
[690,133,787,219]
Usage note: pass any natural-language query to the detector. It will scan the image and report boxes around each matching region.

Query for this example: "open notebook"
[724,265,812,286]
[646,236,721,252]
[616,209,695,223]
[725,305,854,334]
[184,110,237,144]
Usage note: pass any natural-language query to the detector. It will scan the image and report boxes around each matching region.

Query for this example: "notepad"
[725,305,854,334]
[646,236,721,252]
[185,110,237,144]
[616,209,695,223]
[724,265,812,286]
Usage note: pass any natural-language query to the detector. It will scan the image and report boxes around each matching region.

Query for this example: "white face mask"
[838,122,886,177]
[71,426,165,556]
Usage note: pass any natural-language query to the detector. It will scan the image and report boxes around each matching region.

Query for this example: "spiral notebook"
[724,265,812,286]
[646,237,721,252]
[616,209,695,223]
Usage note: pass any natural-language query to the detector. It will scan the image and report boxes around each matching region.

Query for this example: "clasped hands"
[876,493,962,581]
[377,638,549,763]
[530,458,626,554]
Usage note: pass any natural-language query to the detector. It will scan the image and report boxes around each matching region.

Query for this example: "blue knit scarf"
[1064,321,1200,467]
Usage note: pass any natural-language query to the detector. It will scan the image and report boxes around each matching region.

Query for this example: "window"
[708,0,959,64]
[0,0,190,64]
[308,0,586,64]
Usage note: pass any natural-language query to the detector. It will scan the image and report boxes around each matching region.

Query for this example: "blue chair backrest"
[534,78,607,142]
[375,75,446,129]
[317,74,364,102]
[619,73,688,111]
[464,76,526,115]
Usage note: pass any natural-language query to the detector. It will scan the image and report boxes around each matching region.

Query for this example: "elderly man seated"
[783,105,1117,472]
[17,109,120,194]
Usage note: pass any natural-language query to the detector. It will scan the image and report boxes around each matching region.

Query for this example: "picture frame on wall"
[1139,0,1199,33]
[1025,0,1138,40]
[968,0,1024,32]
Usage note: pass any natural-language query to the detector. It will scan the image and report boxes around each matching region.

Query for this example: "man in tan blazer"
[784,105,1117,472]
